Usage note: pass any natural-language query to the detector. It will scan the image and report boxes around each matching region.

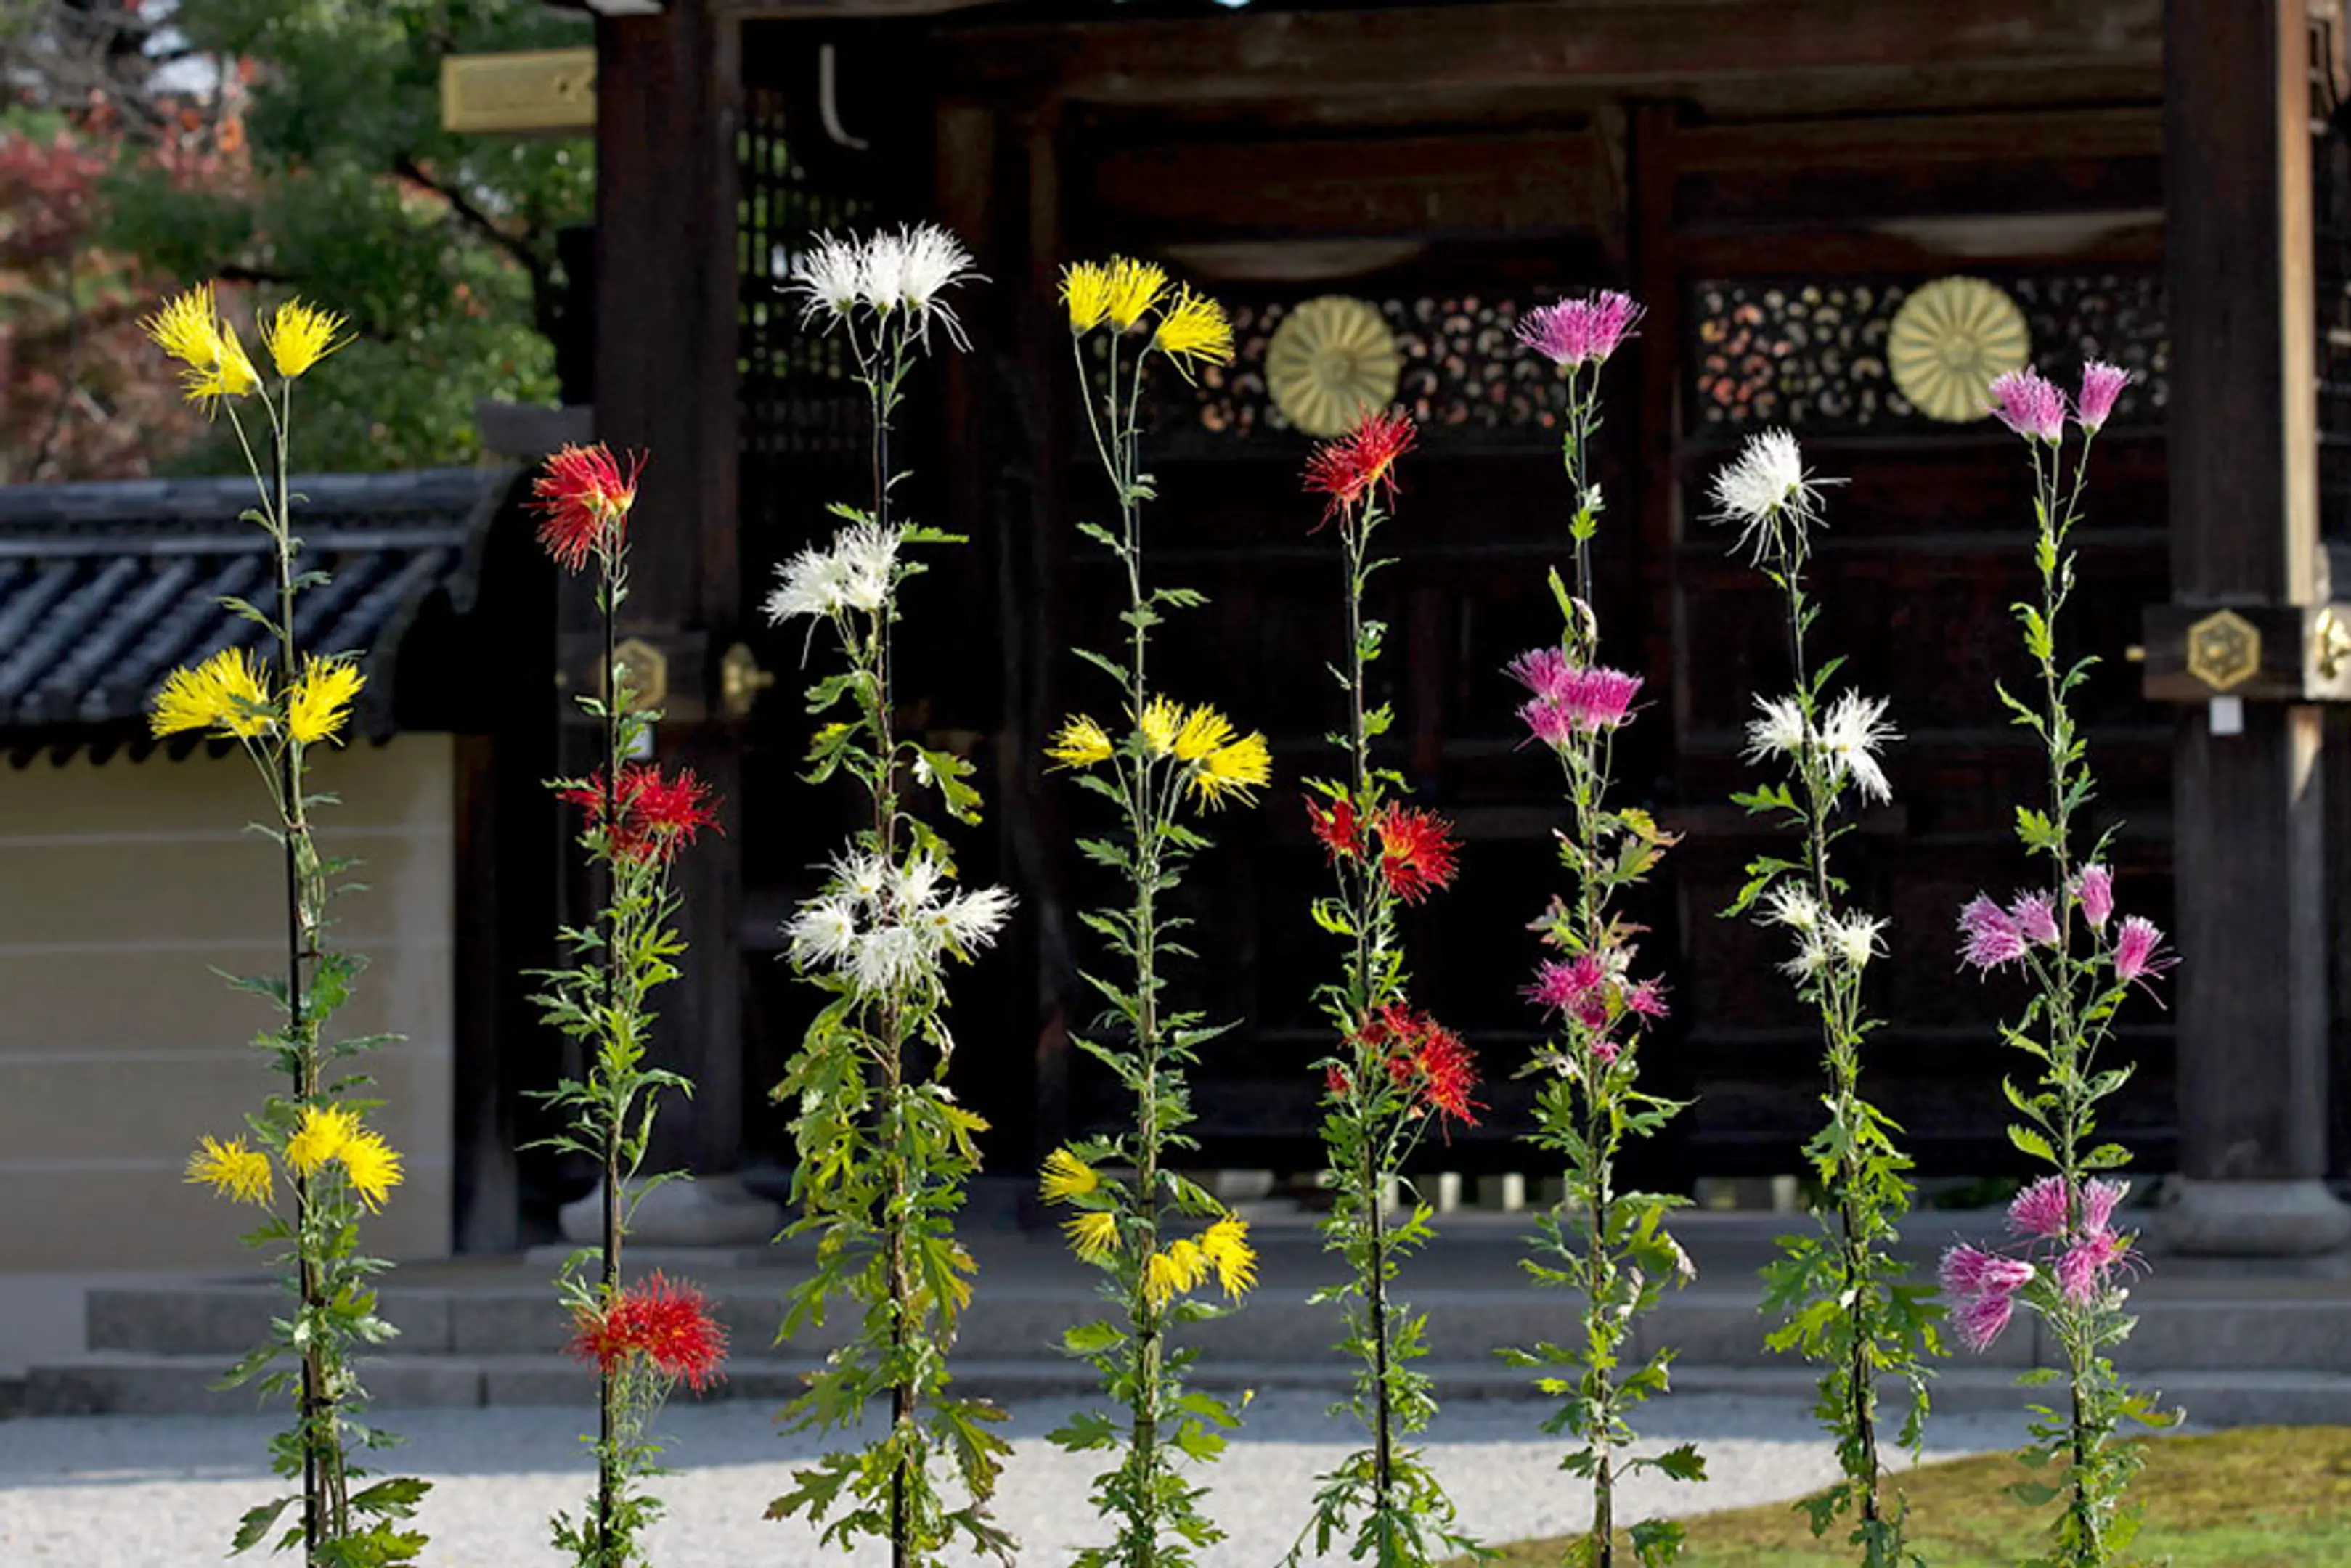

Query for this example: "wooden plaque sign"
[440,48,596,136]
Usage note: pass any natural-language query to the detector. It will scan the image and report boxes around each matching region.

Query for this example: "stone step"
[82,1279,2351,1376]
[26,1352,2351,1428]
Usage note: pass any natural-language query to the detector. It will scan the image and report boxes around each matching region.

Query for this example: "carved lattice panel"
[1690,272,2168,435]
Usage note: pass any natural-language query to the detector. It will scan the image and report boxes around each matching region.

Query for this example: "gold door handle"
[720,641,775,719]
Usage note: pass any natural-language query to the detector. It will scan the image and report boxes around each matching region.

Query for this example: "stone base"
[557,1172,782,1249]
[2153,1177,2351,1257]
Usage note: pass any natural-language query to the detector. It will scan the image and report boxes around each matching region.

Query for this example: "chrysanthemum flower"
[1515,291,1643,368]
[1762,883,1823,933]
[1988,367,2069,443]
[1062,261,1114,333]
[1373,804,1459,904]
[1171,703,1235,763]
[285,658,364,746]
[260,300,349,380]
[531,443,643,572]
[336,1129,404,1213]
[785,894,859,968]
[286,1104,362,1177]
[569,1272,728,1392]
[185,1135,274,1207]
[1826,912,1888,971]
[1708,428,1830,563]
[1505,646,1576,703]
[2056,1230,2131,1304]
[875,222,983,349]
[1622,979,1669,1020]
[2075,360,2132,433]
[1957,894,2028,971]
[1046,715,1115,769]
[934,885,1015,952]
[1152,285,1234,381]
[1407,1017,1481,1124]
[766,522,900,623]
[1064,1209,1120,1264]
[1040,1148,1099,1204]
[1525,952,1608,1018]
[1186,729,1270,808]
[1742,695,1808,764]
[1136,696,1181,757]
[1938,1243,2037,1350]
[1144,1239,1209,1307]
[1817,690,1897,804]
[1199,1216,1257,1297]
[144,284,261,407]
[791,232,868,328]
[1518,667,1642,747]
[2074,863,2115,931]
[1308,796,1364,859]
[1780,931,1833,982]
[558,764,722,865]
[2113,915,2172,984]
[1106,257,1168,332]
[2010,890,2060,947]
[150,646,273,739]
[1303,409,1417,523]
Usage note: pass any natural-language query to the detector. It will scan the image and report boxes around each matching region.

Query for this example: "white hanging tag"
[2209,695,2245,736]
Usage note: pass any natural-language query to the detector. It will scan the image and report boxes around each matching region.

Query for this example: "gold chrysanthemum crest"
[1888,276,2030,424]
[1267,295,1401,438]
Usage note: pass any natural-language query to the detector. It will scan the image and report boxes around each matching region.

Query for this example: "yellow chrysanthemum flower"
[285,1104,362,1177]
[1040,1148,1100,1204]
[261,299,349,380]
[1189,730,1271,808]
[1136,695,1183,758]
[150,647,274,739]
[1106,257,1169,332]
[1171,704,1235,763]
[1062,261,1114,334]
[1199,1215,1257,1299]
[144,285,226,371]
[1046,715,1115,769]
[1144,1238,1210,1307]
[1064,1209,1120,1265]
[1152,286,1235,381]
[184,1135,274,1207]
[335,1129,404,1213]
[286,658,365,746]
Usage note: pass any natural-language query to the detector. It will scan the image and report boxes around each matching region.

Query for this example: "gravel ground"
[0,1392,2035,1566]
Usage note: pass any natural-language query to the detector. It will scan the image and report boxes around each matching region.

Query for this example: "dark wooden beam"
[1080,130,1607,243]
[2161,0,2349,1251]
[935,0,2161,107]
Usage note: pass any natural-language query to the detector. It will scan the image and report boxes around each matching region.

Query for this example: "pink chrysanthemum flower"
[1516,291,1644,368]
[1526,952,1608,1016]
[2010,891,2060,947]
[1987,368,2069,444]
[1517,696,1578,750]
[1569,668,1643,730]
[2076,361,2132,433]
[1622,979,1669,1020]
[2007,1175,2072,1240]
[2113,915,2172,984]
[1952,1286,2018,1352]
[1958,894,2028,971]
[1507,646,1577,703]
[1939,1243,2036,1299]
[2058,1230,2131,1305]
[2074,863,2114,931]
[2080,1178,2126,1236]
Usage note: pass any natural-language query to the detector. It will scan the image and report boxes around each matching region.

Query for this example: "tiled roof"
[0,467,516,735]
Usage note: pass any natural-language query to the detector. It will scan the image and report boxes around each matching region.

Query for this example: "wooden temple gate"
[553,0,2351,1250]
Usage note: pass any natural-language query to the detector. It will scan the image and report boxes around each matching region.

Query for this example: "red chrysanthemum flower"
[1354,1004,1480,1124]
[1372,804,1459,904]
[568,1272,728,1392]
[1303,409,1417,523]
[1308,796,1364,859]
[532,442,645,572]
[558,763,722,864]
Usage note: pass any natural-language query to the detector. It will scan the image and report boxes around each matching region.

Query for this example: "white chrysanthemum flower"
[765,542,857,624]
[789,232,866,328]
[1780,931,1833,981]
[891,852,945,913]
[1828,912,1888,971]
[852,924,928,995]
[939,885,1014,949]
[1709,428,1831,563]
[1743,695,1808,764]
[830,849,892,910]
[833,523,900,613]
[1819,690,1899,804]
[784,896,860,968]
[1762,883,1823,933]
[888,223,982,351]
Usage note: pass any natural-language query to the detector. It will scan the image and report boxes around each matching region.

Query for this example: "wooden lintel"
[1670,105,2164,174]
[2141,604,2351,705]
[934,0,2161,106]
[1081,130,1607,242]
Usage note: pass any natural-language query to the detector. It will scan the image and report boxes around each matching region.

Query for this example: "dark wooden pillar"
[2161,0,2351,1251]
[593,0,753,1186]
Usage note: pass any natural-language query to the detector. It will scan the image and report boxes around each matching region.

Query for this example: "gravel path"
[0,1392,2035,1566]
